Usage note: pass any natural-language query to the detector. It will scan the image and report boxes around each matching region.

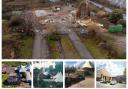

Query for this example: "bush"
[47,32,61,41]
[109,9,123,23]
[84,71,91,76]
[117,19,126,28]
[2,74,8,83]
[2,13,12,20]
[9,16,34,36]
[2,62,29,67]
[9,16,24,27]
[97,11,109,18]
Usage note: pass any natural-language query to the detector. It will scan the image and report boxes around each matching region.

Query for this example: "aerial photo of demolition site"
[65,61,94,88]
[2,0,126,59]
[2,61,32,88]
[33,61,63,88]
[96,61,126,88]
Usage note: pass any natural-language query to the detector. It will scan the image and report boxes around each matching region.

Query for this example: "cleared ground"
[96,81,126,88]
[69,77,94,88]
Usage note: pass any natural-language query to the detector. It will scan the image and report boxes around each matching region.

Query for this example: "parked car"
[110,80,117,85]
[80,28,89,35]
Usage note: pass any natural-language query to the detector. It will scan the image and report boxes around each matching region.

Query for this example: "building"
[81,61,93,69]
[77,61,94,76]
[76,0,90,19]
[97,68,112,82]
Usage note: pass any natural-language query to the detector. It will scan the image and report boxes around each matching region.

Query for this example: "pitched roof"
[81,61,93,68]
[53,72,63,82]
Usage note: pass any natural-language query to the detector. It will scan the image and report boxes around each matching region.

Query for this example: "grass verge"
[61,35,80,59]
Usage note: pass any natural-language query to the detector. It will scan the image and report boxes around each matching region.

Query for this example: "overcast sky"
[96,61,126,76]
[65,61,94,68]
[65,61,82,68]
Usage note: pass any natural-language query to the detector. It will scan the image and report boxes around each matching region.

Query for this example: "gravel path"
[68,31,93,59]
[69,77,94,88]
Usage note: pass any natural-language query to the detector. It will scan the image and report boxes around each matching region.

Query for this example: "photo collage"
[1,0,127,88]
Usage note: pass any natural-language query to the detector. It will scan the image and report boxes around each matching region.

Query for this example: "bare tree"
[21,11,43,35]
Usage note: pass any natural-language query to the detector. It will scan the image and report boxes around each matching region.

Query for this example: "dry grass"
[61,35,80,59]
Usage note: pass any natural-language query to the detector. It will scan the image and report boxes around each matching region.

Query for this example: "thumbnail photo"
[2,61,32,88]
[65,61,94,88]
[33,61,63,88]
[96,61,126,88]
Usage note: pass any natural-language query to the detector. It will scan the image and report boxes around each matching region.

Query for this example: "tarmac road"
[68,31,93,59]
[32,30,50,59]
[32,31,42,59]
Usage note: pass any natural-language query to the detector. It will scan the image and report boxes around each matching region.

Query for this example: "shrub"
[109,9,123,23]
[9,16,24,27]
[9,16,34,36]
[2,74,8,83]
[97,11,109,18]
[2,13,12,20]
[47,32,61,41]
[117,19,126,28]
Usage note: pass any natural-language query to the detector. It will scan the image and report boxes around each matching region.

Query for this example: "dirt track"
[69,77,94,88]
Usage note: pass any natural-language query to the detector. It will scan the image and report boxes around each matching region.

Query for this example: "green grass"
[2,19,33,59]
[2,32,19,59]
[2,74,8,83]
[79,36,110,59]
[47,39,61,59]
[2,33,33,59]
[2,74,17,88]
[20,36,33,59]
[2,85,17,88]
[3,62,31,67]
[2,33,20,41]
[2,34,12,41]
[61,36,80,59]
[84,38,109,59]
[47,35,80,59]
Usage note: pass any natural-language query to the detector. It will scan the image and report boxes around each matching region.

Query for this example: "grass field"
[20,36,33,59]
[79,36,111,59]
[61,35,80,59]
[2,32,33,59]
[47,35,80,59]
